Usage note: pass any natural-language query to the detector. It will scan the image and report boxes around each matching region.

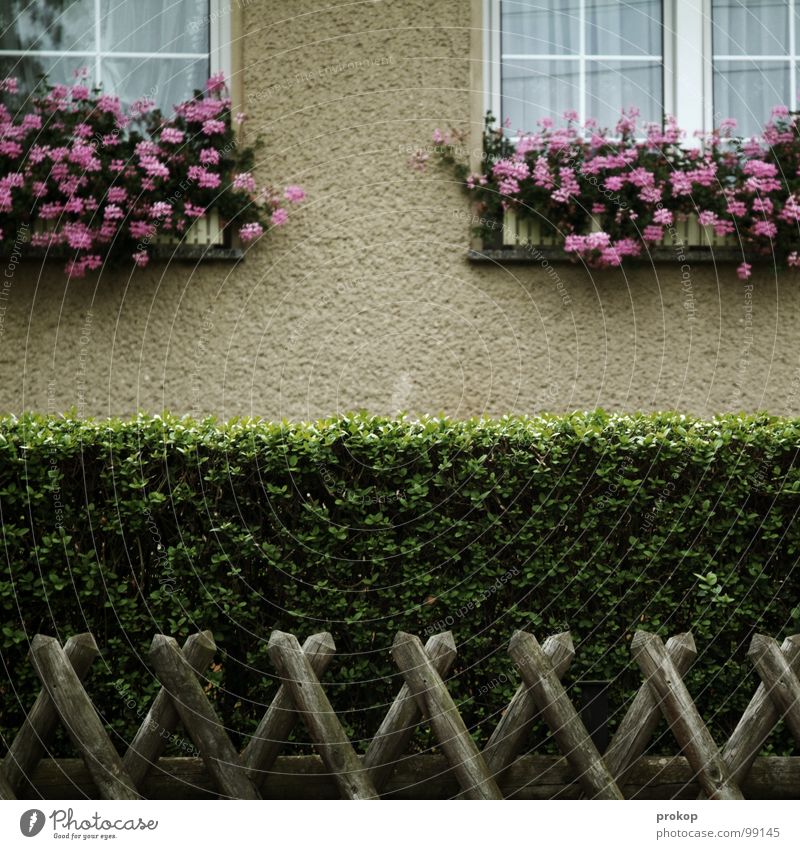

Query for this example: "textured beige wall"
[2,0,800,419]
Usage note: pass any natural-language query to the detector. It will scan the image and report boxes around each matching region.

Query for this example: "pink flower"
[737,262,752,280]
[64,223,92,250]
[653,208,673,226]
[0,77,18,94]
[21,113,42,132]
[0,141,22,157]
[150,201,172,220]
[199,148,220,165]
[161,127,185,144]
[104,203,124,220]
[97,94,123,117]
[64,196,85,214]
[643,225,663,242]
[752,220,777,238]
[198,170,221,188]
[132,250,149,268]
[239,222,264,241]
[130,221,153,238]
[727,199,747,217]
[233,172,257,192]
[107,187,127,203]
[235,112,247,125]
[698,211,717,227]
[752,197,774,214]
[139,155,169,178]
[130,97,156,116]
[184,203,206,217]
[202,119,226,136]
[206,72,226,93]
[284,185,305,203]
[271,208,289,227]
[639,186,662,203]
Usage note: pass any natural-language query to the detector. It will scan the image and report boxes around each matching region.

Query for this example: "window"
[0,0,231,113]
[712,0,800,137]
[486,0,799,137]
[495,1,664,131]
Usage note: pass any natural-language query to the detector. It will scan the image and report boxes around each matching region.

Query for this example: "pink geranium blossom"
[271,208,289,227]
[239,222,263,241]
[284,185,306,203]
[0,70,292,276]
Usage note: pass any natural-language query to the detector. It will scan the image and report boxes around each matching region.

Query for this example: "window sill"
[7,245,245,264]
[467,246,745,264]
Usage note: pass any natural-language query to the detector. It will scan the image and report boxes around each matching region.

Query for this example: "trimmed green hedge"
[1,412,799,756]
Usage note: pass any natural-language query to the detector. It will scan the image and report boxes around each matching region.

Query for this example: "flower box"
[26,209,225,249]
[502,210,737,250]
[155,210,224,247]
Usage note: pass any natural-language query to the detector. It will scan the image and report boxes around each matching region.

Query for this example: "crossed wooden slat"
[4,626,800,801]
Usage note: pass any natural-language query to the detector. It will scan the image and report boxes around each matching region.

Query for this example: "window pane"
[712,0,788,56]
[501,1,580,55]
[713,60,789,136]
[502,59,580,131]
[587,0,661,56]
[586,60,662,128]
[0,0,94,52]
[100,0,209,55]
[101,56,208,113]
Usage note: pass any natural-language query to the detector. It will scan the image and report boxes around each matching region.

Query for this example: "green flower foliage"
[0,412,798,755]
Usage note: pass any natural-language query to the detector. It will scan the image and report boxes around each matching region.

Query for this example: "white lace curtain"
[712,0,798,137]
[500,0,663,132]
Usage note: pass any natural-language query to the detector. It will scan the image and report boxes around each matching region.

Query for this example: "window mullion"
[94,0,101,86]
[579,0,586,123]
[791,0,797,110]
[673,0,708,141]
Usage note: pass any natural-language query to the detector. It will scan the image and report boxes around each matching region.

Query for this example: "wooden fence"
[2,628,799,800]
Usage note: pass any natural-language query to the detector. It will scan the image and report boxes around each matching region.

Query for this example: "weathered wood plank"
[0,765,16,800]
[604,632,696,780]
[391,631,502,800]
[148,634,259,799]
[364,631,457,792]
[748,634,800,743]
[508,630,623,799]
[483,630,574,777]
[123,631,215,787]
[720,634,800,786]
[268,630,378,800]
[20,754,800,801]
[29,635,140,800]
[3,633,98,795]
[243,632,335,789]
[631,630,743,800]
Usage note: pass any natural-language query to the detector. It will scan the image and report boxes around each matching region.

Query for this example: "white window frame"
[484,0,715,139]
[0,0,232,104]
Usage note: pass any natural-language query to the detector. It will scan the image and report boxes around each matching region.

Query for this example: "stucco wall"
[2,0,799,419]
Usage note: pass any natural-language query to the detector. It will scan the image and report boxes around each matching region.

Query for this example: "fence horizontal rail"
[11,754,800,800]
[2,626,799,800]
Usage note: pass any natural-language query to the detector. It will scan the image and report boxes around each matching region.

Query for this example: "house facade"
[1,0,798,420]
